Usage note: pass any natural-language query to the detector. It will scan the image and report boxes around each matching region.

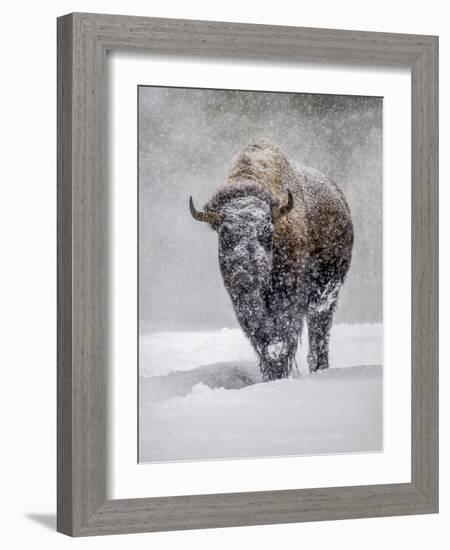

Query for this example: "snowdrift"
[139,323,383,463]
[139,323,383,377]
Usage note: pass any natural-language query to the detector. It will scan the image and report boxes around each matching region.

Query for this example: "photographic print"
[138,86,383,463]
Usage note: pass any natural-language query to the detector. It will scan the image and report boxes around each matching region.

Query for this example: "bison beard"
[190,141,353,381]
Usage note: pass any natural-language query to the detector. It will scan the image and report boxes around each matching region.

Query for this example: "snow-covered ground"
[139,323,382,377]
[139,323,383,463]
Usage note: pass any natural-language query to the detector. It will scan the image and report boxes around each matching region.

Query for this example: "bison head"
[189,186,293,347]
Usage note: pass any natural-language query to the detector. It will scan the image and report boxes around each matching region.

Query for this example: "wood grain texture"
[57,13,74,535]
[57,12,439,537]
[410,36,439,506]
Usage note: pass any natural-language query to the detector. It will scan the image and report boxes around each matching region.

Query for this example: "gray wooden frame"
[57,12,438,537]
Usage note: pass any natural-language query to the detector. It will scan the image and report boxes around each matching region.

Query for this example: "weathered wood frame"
[57,12,438,536]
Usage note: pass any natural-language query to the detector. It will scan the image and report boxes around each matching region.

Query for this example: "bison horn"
[273,189,294,221]
[189,196,220,224]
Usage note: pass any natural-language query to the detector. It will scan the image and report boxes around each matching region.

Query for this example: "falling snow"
[138,88,383,463]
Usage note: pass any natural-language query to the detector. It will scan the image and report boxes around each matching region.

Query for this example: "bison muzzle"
[190,140,353,381]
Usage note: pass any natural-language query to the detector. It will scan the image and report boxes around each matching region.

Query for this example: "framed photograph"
[57,13,438,536]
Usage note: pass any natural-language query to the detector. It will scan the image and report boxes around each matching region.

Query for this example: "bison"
[190,140,353,381]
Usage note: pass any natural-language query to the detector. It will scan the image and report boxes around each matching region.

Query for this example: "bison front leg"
[307,307,334,372]
[256,315,302,381]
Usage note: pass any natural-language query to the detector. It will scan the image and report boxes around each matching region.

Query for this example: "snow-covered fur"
[193,140,353,381]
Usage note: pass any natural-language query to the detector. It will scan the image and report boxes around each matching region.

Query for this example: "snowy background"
[138,87,383,463]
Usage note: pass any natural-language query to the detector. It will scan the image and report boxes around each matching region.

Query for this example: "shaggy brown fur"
[227,141,352,268]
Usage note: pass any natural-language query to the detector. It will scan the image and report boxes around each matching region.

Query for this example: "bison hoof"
[261,360,292,381]
[307,353,329,373]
